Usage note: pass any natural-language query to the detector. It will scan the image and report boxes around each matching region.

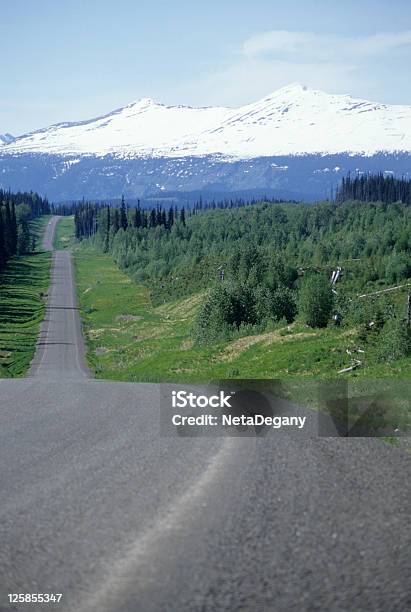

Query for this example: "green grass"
[53,215,75,249]
[67,221,409,438]
[0,216,52,377]
[71,238,411,384]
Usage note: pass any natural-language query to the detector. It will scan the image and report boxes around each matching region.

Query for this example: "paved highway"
[0,218,409,612]
[28,217,89,380]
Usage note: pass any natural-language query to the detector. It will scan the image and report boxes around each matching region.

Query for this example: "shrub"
[299,274,334,328]
[194,285,235,343]
[385,253,411,284]
[194,283,257,343]
[254,286,297,323]
[375,319,411,362]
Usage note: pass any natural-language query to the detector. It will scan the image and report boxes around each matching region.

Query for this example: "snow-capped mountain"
[1,84,411,201]
[2,84,411,159]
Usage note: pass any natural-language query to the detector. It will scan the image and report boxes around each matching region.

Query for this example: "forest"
[336,172,411,205]
[69,174,411,365]
[0,190,50,271]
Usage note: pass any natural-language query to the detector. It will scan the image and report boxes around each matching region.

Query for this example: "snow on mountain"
[0,133,14,145]
[2,99,231,158]
[3,84,411,159]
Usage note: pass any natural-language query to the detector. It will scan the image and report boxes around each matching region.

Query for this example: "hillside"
[55,194,411,383]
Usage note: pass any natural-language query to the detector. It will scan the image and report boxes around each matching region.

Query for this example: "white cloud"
[353,31,411,56]
[243,31,317,57]
[185,58,358,107]
[179,29,411,108]
[243,29,411,60]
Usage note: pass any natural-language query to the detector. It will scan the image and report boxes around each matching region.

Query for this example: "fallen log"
[338,359,362,374]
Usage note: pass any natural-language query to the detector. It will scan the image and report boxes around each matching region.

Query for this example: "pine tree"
[167,207,174,229]
[17,217,31,254]
[4,202,13,257]
[10,203,18,255]
[133,206,142,228]
[112,209,120,233]
[149,209,156,228]
[120,195,128,230]
[0,204,5,269]
[180,207,186,226]
[103,206,110,253]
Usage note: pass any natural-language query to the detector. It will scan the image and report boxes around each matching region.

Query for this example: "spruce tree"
[180,207,186,226]
[0,205,5,269]
[112,209,120,233]
[120,195,128,230]
[133,206,142,228]
[10,203,18,255]
[103,206,110,253]
[167,207,174,229]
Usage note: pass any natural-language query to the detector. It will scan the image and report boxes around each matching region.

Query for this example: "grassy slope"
[63,223,410,383]
[0,216,52,377]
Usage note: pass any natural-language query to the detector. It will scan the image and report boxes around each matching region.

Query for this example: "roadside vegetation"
[73,243,410,381]
[0,215,52,377]
[0,189,50,270]
[73,245,351,382]
[51,174,410,386]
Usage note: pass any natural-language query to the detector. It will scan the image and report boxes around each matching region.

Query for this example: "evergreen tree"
[180,207,186,225]
[0,204,5,269]
[149,209,156,228]
[133,206,142,228]
[4,202,14,257]
[112,209,120,233]
[103,206,110,253]
[17,217,31,254]
[0,189,51,270]
[10,203,18,255]
[120,195,128,230]
[167,207,174,229]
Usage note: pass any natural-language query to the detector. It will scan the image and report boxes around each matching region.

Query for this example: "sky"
[1,0,411,135]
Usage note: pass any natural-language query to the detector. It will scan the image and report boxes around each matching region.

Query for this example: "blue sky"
[1,0,411,134]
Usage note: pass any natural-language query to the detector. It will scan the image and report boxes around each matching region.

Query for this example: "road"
[0,218,409,612]
[28,216,89,380]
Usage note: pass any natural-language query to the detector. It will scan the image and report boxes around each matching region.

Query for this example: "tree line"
[73,197,187,242]
[336,173,411,205]
[64,193,295,242]
[0,190,50,271]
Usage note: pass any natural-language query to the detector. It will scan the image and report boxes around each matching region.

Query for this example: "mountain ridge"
[2,84,411,159]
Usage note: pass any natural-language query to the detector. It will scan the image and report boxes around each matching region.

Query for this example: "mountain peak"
[277,82,308,93]
[265,83,312,97]
[127,97,158,109]
[2,86,411,158]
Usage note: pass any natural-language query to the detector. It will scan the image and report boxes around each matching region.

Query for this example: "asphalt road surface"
[28,216,89,380]
[0,217,409,612]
